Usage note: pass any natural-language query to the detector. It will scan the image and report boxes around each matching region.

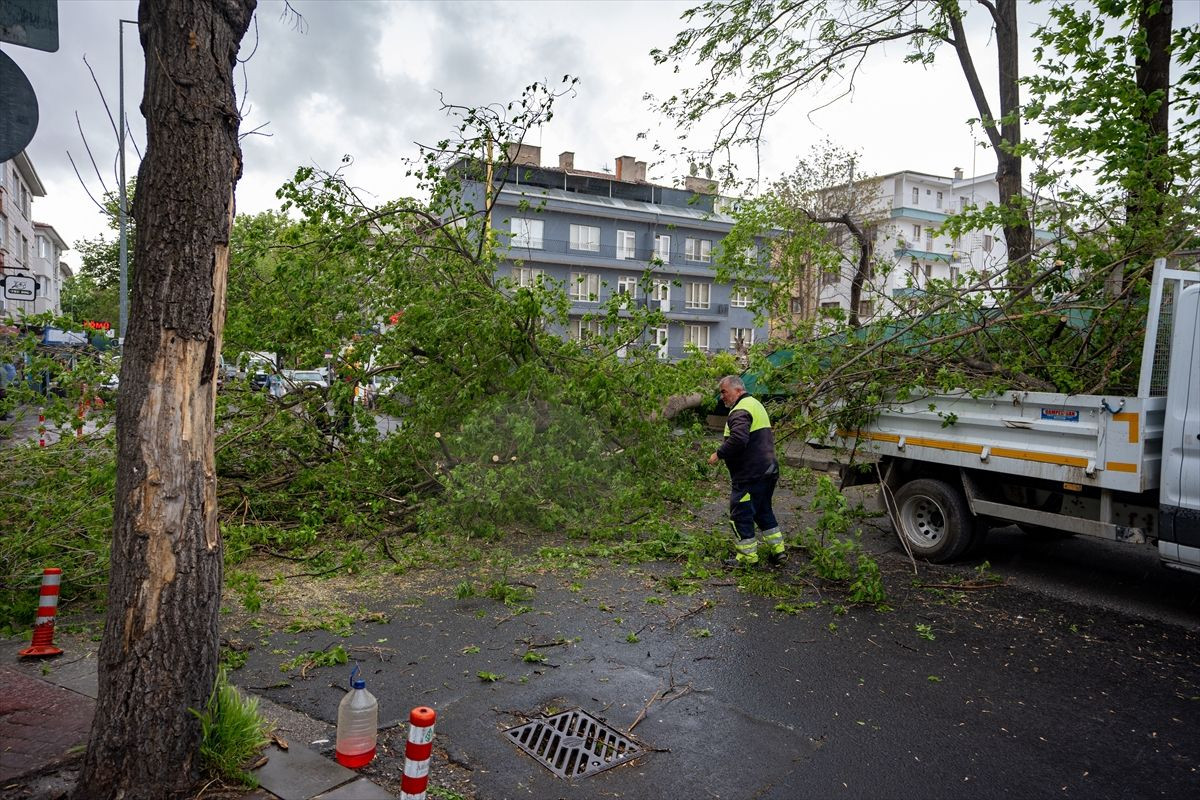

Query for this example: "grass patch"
[192,669,272,787]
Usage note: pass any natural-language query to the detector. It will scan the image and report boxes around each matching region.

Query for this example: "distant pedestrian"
[707,375,786,567]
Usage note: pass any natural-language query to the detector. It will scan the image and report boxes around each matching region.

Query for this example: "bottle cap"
[352,677,366,689]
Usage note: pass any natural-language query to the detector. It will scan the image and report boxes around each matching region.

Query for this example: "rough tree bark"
[73,1,256,798]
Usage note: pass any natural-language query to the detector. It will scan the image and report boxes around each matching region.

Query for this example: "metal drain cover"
[504,709,646,778]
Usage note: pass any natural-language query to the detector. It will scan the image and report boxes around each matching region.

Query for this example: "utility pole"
[117,18,136,343]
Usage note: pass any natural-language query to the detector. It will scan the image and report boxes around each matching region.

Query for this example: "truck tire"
[893,478,974,563]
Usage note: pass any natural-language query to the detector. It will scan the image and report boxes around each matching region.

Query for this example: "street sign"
[0,50,38,162]
[0,0,59,52]
[2,273,38,301]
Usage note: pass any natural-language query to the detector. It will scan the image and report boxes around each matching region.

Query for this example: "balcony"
[499,236,720,272]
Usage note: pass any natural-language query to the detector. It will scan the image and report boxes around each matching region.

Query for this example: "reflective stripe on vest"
[723,395,771,436]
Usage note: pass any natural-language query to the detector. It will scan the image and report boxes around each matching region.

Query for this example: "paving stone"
[37,653,99,699]
[252,742,356,800]
[313,777,395,799]
[0,667,93,782]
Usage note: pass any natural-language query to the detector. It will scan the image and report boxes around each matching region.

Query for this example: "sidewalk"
[0,633,392,800]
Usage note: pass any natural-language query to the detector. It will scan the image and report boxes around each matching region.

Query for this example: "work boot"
[766,549,788,566]
[723,554,758,569]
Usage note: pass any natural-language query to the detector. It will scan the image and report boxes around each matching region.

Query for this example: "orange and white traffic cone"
[400,706,437,800]
[19,568,64,658]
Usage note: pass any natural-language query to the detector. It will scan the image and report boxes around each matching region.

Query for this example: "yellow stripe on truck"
[840,429,1091,469]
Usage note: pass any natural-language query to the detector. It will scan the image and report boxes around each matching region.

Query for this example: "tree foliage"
[61,182,136,327]
[653,0,1034,272]
[215,80,729,549]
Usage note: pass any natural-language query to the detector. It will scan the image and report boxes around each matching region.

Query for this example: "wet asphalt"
[227,503,1200,800]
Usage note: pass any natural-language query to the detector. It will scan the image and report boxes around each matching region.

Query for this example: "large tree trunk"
[1128,0,1173,255]
[992,0,1032,283]
[947,0,1032,283]
[73,1,255,798]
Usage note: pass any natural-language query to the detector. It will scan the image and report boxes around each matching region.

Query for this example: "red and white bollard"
[19,568,64,658]
[38,406,46,448]
[400,706,437,800]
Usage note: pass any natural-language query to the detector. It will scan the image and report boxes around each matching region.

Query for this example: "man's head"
[718,375,745,407]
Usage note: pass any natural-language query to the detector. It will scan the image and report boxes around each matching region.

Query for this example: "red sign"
[83,320,111,331]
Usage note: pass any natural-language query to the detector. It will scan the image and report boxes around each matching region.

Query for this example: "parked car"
[248,371,273,392]
[275,368,329,397]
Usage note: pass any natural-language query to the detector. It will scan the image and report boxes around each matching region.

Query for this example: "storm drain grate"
[503,709,646,778]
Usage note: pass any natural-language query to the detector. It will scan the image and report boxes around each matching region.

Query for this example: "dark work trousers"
[729,472,779,540]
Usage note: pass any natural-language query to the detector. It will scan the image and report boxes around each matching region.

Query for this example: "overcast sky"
[7,0,1198,270]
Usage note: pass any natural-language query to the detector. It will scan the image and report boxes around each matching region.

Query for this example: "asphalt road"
[227,488,1200,800]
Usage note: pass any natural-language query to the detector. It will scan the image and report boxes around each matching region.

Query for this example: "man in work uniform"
[708,375,786,567]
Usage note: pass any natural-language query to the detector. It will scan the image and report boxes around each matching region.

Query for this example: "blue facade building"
[462,146,766,360]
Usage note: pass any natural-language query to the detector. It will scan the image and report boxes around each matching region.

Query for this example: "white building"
[1,152,69,319]
[816,168,1008,320]
[32,223,71,316]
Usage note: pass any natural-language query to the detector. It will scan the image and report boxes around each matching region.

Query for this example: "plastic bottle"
[336,665,378,768]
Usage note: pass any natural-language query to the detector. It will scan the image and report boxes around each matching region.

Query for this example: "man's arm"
[716,409,751,461]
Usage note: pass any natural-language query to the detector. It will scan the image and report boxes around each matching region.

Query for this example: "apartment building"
[463,145,767,360]
[32,223,71,315]
[808,167,1007,322]
[1,152,69,318]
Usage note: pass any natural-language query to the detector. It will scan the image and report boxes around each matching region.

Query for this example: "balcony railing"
[501,236,710,267]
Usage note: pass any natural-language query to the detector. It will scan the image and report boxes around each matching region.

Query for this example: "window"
[912,224,921,240]
[0,214,6,248]
[652,279,671,304]
[684,237,711,263]
[982,234,994,252]
[38,236,49,260]
[936,191,943,209]
[512,266,543,288]
[820,268,839,288]
[616,229,636,260]
[569,272,600,302]
[730,286,752,308]
[570,318,601,341]
[911,187,919,204]
[21,235,29,264]
[790,297,804,313]
[924,263,932,279]
[924,229,933,251]
[911,259,921,280]
[959,196,969,212]
[569,224,600,252]
[616,274,640,301]
[684,324,710,351]
[950,266,960,282]
[730,327,754,350]
[820,301,840,310]
[685,282,710,309]
[654,234,671,262]
[510,217,543,249]
[858,301,874,318]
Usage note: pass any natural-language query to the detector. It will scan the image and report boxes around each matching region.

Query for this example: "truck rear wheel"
[893,478,973,563]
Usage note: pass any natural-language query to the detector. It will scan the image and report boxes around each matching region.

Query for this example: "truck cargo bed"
[834,391,1166,494]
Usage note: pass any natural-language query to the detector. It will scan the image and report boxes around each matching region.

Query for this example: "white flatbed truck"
[832,259,1200,574]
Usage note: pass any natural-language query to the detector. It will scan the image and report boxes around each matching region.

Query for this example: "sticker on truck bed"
[1041,408,1080,422]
